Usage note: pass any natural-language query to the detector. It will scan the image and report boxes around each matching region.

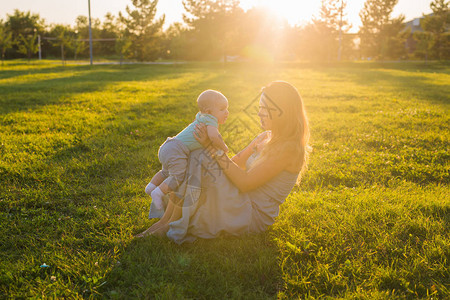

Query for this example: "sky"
[1,0,433,33]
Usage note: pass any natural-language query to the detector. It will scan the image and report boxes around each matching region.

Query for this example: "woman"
[136,81,310,243]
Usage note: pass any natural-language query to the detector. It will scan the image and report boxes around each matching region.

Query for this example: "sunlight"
[240,0,321,25]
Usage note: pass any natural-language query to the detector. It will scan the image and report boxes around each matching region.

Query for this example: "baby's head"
[197,90,229,124]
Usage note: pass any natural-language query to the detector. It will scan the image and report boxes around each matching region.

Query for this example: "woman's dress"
[148,149,298,244]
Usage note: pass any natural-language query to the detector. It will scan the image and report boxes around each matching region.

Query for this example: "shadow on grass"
[101,233,282,298]
[0,64,198,115]
[0,65,72,80]
[322,64,449,105]
[357,60,450,73]
[419,201,450,228]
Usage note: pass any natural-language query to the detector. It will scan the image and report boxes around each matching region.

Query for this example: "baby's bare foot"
[151,188,164,210]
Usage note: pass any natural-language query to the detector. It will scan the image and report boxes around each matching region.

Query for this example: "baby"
[145,90,229,210]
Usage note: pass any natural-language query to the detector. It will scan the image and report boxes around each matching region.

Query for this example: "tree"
[5,10,45,58]
[359,0,408,60]
[17,33,39,61]
[0,22,14,64]
[182,0,244,61]
[161,22,189,61]
[115,35,132,64]
[99,13,120,56]
[74,15,102,58]
[380,16,409,59]
[299,0,351,61]
[73,38,88,60]
[75,15,90,41]
[420,0,450,59]
[413,31,434,60]
[119,0,165,61]
[50,25,74,65]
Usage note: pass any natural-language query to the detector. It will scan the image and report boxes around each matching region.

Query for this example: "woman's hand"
[231,131,269,169]
[194,123,211,148]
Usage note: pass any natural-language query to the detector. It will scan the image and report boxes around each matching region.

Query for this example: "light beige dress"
[149,149,298,244]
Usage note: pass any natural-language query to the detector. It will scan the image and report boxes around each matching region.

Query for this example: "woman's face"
[258,94,273,130]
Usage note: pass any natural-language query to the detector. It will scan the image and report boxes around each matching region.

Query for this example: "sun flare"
[240,0,321,25]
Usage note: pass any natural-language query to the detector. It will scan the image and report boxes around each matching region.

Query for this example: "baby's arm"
[206,125,228,153]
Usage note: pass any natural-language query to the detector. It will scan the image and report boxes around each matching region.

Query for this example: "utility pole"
[88,0,93,65]
[338,0,343,61]
[38,34,42,60]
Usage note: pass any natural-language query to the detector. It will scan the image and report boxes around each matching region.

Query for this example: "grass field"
[0,60,449,298]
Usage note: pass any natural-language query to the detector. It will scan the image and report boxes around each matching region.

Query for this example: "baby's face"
[209,97,229,125]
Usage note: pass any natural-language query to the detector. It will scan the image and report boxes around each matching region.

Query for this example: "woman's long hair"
[254,81,310,184]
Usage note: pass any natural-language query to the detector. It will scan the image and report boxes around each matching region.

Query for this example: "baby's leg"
[157,159,187,195]
[152,139,188,209]
[152,170,185,210]
[149,167,172,210]
[151,158,187,210]
[145,170,167,195]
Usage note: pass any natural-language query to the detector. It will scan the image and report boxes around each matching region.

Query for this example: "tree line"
[0,0,448,63]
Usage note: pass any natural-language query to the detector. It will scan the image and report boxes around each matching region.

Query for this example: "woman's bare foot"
[134,192,180,239]
[135,220,167,238]
[149,220,164,230]
[134,226,153,238]
[151,223,169,237]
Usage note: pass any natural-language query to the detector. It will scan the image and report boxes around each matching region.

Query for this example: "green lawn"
[0,60,449,298]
